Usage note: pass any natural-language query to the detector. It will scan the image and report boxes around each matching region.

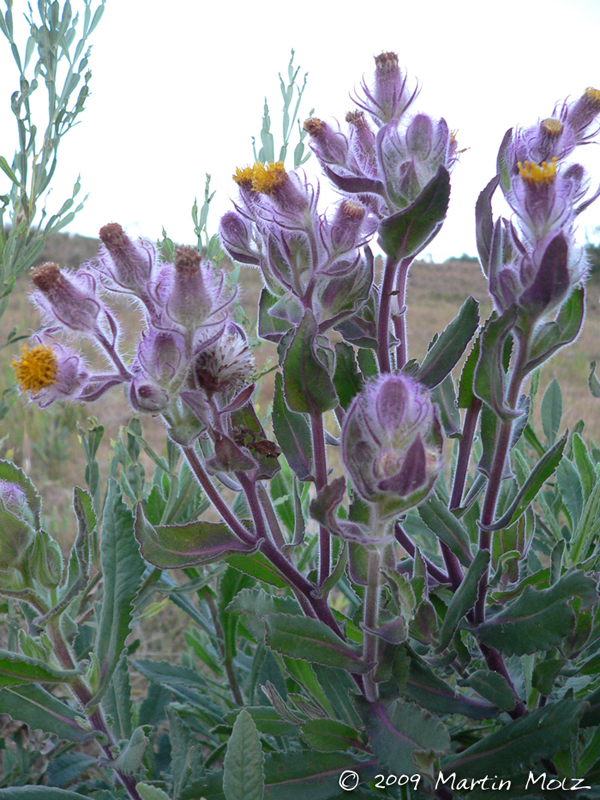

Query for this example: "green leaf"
[460,670,517,712]
[130,659,223,726]
[264,614,372,673]
[181,752,379,800]
[525,287,585,373]
[112,725,150,775]
[378,165,450,259]
[102,653,133,740]
[569,475,600,563]
[136,786,172,800]
[556,456,584,528]
[282,310,338,414]
[95,480,145,700]
[437,551,490,650]
[226,588,301,641]
[441,698,586,780]
[167,706,203,798]
[225,551,287,588]
[416,297,479,389]
[0,790,99,800]
[0,649,80,687]
[430,374,461,438]
[134,502,253,569]
[417,495,473,567]
[357,697,450,775]
[223,709,265,800]
[404,657,498,719]
[540,378,562,445]
[224,706,297,737]
[333,341,363,410]
[475,569,597,655]
[300,719,361,752]
[590,360,600,398]
[258,289,295,342]
[475,175,500,275]
[481,432,567,532]
[457,336,480,409]
[0,684,95,743]
[572,432,596,502]
[272,372,314,481]
[474,307,521,421]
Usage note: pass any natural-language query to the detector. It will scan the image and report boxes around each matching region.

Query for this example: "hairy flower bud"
[356,52,416,128]
[29,530,63,589]
[342,374,443,519]
[219,211,260,265]
[31,263,101,333]
[128,376,170,414]
[304,117,349,167]
[166,246,228,332]
[98,222,156,292]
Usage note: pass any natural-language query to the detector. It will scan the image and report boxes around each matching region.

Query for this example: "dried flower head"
[194,325,255,395]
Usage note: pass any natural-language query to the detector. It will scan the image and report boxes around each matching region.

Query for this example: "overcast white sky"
[2,0,600,262]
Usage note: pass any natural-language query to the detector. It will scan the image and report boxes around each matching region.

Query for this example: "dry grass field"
[2,234,600,552]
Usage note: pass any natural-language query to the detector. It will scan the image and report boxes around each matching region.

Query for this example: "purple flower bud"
[219,211,260,266]
[328,200,368,253]
[346,110,378,178]
[166,246,230,333]
[0,481,35,569]
[406,114,433,159]
[31,263,102,333]
[565,87,600,141]
[304,117,349,167]
[128,376,170,414]
[98,222,157,292]
[136,327,185,388]
[356,52,416,128]
[0,481,29,521]
[342,374,443,519]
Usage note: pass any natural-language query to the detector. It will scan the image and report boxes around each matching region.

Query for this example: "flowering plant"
[3,47,600,800]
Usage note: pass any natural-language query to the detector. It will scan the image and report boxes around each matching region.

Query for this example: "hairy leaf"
[264,614,372,673]
[135,502,253,569]
[94,480,145,700]
[282,309,337,414]
[223,710,265,800]
[416,297,479,389]
[475,570,597,655]
[272,372,314,481]
[0,684,95,742]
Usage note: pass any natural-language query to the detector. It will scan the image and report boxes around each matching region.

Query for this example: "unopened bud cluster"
[12,225,255,447]
[342,374,443,520]
[303,52,458,217]
[219,161,375,331]
[484,87,600,321]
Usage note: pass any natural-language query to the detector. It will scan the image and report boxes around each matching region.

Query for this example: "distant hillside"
[33,232,100,270]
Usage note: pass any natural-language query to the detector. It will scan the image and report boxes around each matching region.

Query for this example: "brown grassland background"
[2,232,600,665]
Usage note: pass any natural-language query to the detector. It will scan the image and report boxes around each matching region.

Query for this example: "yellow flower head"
[233,166,255,188]
[12,344,58,393]
[251,161,287,195]
[517,157,557,186]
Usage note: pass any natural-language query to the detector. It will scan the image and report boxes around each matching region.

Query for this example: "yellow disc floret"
[251,161,287,195]
[233,166,255,187]
[518,157,557,186]
[12,344,58,393]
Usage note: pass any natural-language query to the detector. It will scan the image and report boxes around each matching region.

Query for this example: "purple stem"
[310,411,331,588]
[392,256,412,370]
[377,253,401,373]
[394,523,450,584]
